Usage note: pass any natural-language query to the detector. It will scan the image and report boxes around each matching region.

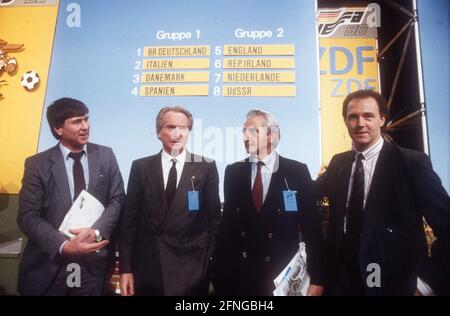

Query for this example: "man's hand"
[62,227,109,255]
[120,273,135,296]
[307,284,325,296]
[70,228,97,242]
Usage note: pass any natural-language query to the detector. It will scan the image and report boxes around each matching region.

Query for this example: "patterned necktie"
[68,151,86,201]
[346,153,365,238]
[252,161,264,212]
[165,159,177,208]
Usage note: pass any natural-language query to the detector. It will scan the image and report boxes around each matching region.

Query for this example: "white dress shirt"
[161,149,186,189]
[58,143,89,254]
[59,143,89,201]
[346,136,384,209]
[250,150,278,203]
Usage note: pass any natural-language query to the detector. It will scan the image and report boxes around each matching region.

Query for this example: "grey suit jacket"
[119,150,221,295]
[17,142,125,295]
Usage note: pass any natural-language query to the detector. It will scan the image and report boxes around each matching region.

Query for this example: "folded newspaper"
[59,190,105,238]
[273,242,310,296]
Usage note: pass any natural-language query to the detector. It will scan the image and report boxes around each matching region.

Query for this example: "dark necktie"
[165,159,177,208]
[68,151,86,201]
[346,153,365,243]
[252,161,264,212]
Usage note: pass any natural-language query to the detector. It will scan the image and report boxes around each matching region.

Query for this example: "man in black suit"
[213,109,325,296]
[316,89,450,295]
[17,98,125,295]
[119,106,221,296]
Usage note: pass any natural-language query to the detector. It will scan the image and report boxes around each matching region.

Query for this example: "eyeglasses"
[242,126,278,135]
[242,127,259,135]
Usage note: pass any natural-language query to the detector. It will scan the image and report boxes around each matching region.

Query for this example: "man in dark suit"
[213,109,325,296]
[17,98,125,295]
[316,89,450,296]
[119,106,221,296]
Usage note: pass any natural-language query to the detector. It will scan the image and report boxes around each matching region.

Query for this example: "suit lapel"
[175,152,196,203]
[242,158,264,231]
[87,143,100,194]
[241,158,257,213]
[242,158,253,207]
[262,153,280,210]
[335,151,354,248]
[337,152,353,210]
[145,152,167,228]
[150,152,166,198]
[162,151,198,227]
[250,155,282,232]
[49,145,72,210]
[364,141,393,220]
[260,160,282,229]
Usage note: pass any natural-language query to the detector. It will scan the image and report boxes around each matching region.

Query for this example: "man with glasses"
[119,106,221,296]
[213,109,325,296]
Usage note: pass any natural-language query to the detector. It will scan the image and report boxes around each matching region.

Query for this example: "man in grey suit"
[119,106,221,296]
[17,98,125,295]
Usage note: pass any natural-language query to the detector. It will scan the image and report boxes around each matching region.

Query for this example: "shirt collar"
[352,136,384,160]
[250,150,278,173]
[59,143,87,160]
[161,148,187,165]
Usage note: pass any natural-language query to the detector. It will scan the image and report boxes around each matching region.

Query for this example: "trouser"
[331,236,366,296]
[42,258,106,296]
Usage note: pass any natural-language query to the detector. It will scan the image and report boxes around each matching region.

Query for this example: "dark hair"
[46,98,89,139]
[342,89,388,120]
[156,106,193,134]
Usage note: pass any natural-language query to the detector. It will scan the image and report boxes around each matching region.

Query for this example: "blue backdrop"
[418,0,449,193]
[38,0,321,197]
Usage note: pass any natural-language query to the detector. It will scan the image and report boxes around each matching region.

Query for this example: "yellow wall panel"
[0,5,59,194]
[319,37,379,167]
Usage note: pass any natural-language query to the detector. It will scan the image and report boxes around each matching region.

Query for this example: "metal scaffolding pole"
[379,0,429,154]
[412,0,430,155]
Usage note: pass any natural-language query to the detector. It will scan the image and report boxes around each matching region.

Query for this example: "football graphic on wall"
[21,70,40,90]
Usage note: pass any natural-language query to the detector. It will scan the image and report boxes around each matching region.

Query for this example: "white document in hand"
[273,242,310,296]
[59,190,105,238]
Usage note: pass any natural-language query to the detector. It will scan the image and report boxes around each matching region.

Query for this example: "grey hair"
[156,106,193,134]
[245,109,281,146]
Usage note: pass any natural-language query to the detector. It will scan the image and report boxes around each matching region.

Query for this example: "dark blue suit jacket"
[316,141,450,295]
[119,151,221,295]
[213,154,325,296]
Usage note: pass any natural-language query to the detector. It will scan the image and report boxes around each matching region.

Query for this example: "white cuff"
[417,277,435,296]
[59,240,69,254]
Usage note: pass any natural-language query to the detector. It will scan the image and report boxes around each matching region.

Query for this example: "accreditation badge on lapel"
[282,177,299,212]
[283,190,298,212]
[188,191,200,212]
[187,176,200,212]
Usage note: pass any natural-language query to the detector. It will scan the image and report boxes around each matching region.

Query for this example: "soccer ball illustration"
[21,70,40,90]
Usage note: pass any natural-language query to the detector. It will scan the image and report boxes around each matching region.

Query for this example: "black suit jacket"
[213,154,325,296]
[119,151,221,295]
[316,141,450,295]
[17,143,126,295]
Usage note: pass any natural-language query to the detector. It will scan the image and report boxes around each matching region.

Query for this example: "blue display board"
[39,0,321,196]
[418,0,449,193]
